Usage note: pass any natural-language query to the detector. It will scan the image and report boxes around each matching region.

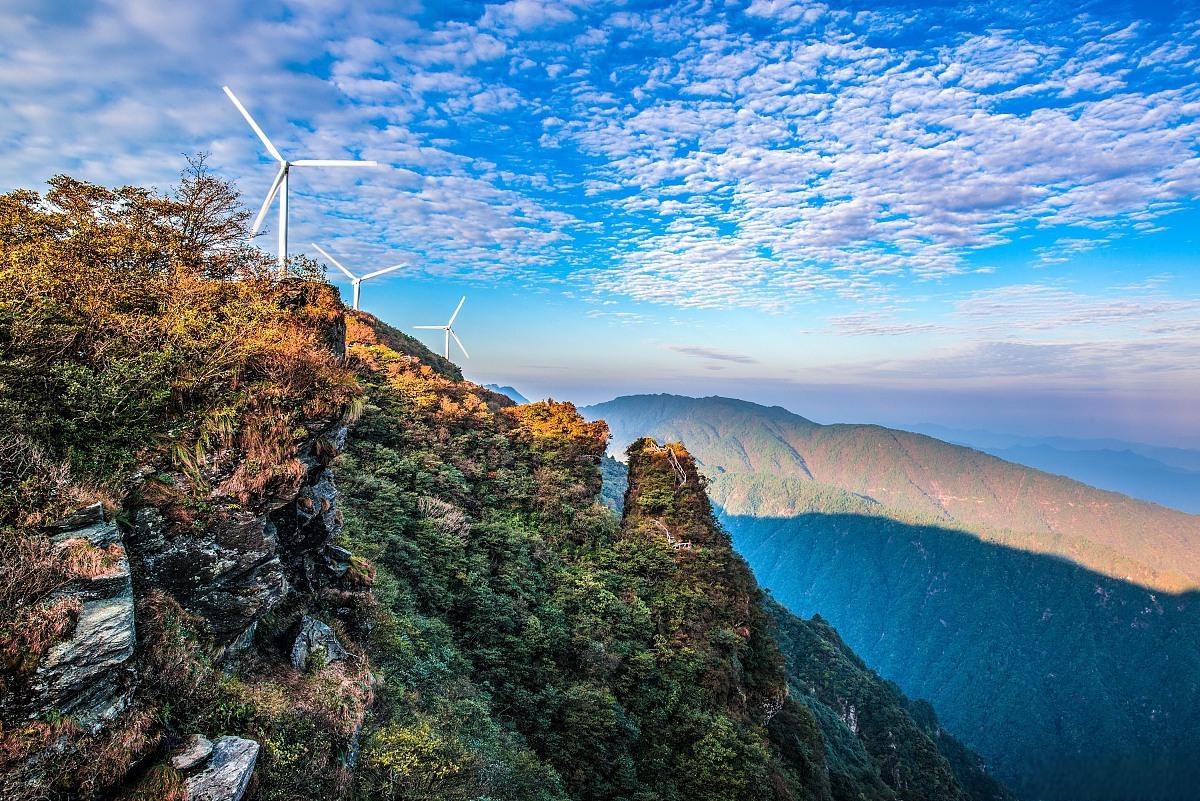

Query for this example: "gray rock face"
[130,506,288,654]
[29,504,136,731]
[171,733,213,770]
[323,543,354,577]
[183,736,259,801]
[290,468,340,551]
[290,615,347,671]
[277,460,352,590]
[127,427,349,656]
[222,620,259,665]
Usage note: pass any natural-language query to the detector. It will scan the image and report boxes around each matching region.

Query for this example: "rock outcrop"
[28,504,136,731]
[182,735,260,801]
[128,424,353,659]
[290,615,347,671]
[0,213,371,801]
[170,733,214,771]
[130,505,287,654]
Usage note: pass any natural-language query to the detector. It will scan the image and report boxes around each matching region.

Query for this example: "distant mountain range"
[587,394,1200,593]
[585,393,1200,801]
[906,424,1200,514]
[483,383,530,404]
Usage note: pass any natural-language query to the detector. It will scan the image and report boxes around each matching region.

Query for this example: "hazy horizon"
[471,373,1200,449]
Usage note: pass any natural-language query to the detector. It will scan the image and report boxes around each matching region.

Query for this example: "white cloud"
[953,284,1200,335]
[481,0,580,33]
[0,0,583,286]
[1,0,1197,320]
[745,0,830,24]
[825,312,944,337]
[547,5,1200,310]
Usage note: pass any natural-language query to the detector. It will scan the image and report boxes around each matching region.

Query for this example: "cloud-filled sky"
[2,0,1198,444]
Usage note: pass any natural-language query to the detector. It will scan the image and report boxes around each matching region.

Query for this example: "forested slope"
[587,393,1200,801]
[337,314,1010,801]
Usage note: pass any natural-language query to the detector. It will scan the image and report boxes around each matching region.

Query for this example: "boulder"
[322,543,354,577]
[290,615,347,671]
[29,505,136,731]
[45,503,108,533]
[222,620,259,666]
[183,736,259,801]
[170,733,213,771]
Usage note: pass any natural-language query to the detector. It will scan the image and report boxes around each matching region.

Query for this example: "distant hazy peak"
[483,383,530,404]
[586,393,817,424]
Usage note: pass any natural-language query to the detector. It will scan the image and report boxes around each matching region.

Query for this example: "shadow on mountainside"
[718,508,1200,801]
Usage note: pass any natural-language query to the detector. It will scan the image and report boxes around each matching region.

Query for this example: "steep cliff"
[587,393,1200,801]
[0,174,372,800]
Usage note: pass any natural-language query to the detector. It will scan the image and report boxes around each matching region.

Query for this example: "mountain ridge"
[484,383,531,404]
[586,393,1200,593]
[0,174,1014,801]
[904,424,1200,514]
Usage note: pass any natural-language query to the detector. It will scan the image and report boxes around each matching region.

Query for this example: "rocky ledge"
[28,503,136,731]
[180,735,260,801]
[128,424,353,660]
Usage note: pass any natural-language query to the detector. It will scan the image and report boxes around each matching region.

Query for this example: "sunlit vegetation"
[0,158,355,527]
[0,164,363,799]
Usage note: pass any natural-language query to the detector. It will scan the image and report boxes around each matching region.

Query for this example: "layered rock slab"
[183,736,260,801]
[29,504,136,731]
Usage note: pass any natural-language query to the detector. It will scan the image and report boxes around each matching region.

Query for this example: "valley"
[587,393,1200,801]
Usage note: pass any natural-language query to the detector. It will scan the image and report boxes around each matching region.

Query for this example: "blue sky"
[2,0,1198,444]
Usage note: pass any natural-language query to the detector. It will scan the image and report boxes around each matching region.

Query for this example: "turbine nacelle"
[415,296,469,360]
[223,86,379,274]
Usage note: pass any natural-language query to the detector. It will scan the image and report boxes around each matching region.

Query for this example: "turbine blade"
[448,295,466,326]
[361,263,405,280]
[291,159,379,167]
[413,325,444,330]
[223,86,284,163]
[250,166,286,235]
[312,243,357,280]
[450,329,470,359]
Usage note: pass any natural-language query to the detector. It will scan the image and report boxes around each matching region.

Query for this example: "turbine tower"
[415,297,469,360]
[223,86,378,274]
[312,243,405,311]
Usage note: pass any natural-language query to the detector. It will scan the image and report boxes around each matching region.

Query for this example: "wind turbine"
[415,297,469,360]
[223,86,378,274]
[311,243,405,311]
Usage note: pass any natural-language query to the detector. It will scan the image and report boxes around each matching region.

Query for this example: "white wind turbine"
[311,243,405,311]
[223,86,378,274]
[415,297,469,360]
